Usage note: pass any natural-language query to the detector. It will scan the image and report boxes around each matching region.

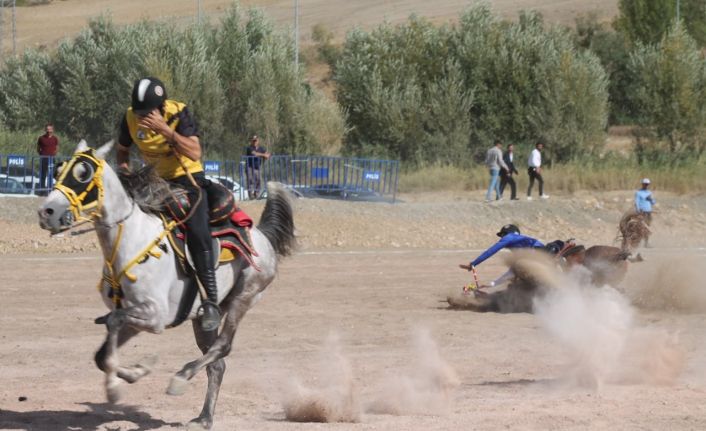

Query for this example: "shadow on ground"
[0,402,181,430]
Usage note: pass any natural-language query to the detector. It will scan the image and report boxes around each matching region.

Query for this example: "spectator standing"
[527,141,549,200]
[634,178,656,247]
[484,140,509,202]
[245,135,270,199]
[37,123,59,193]
[499,143,519,200]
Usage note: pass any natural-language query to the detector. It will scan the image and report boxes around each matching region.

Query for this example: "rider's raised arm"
[117,115,132,170]
[170,106,201,161]
[470,236,512,267]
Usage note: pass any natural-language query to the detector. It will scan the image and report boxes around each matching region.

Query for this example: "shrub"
[335,5,609,164]
[616,0,706,46]
[627,24,706,161]
[0,7,346,160]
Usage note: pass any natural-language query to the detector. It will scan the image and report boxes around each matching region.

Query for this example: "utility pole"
[11,0,15,55]
[0,1,4,59]
[676,0,681,22]
[294,0,299,70]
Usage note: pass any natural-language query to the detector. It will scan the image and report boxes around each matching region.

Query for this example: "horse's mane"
[117,165,172,214]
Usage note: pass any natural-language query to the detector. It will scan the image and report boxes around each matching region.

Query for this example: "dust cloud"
[281,329,459,422]
[281,333,361,423]
[534,277,685,389]
[366,328,459,416]
[625,256,706,313]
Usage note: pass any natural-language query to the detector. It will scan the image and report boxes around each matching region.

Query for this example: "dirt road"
[1,247,705,430]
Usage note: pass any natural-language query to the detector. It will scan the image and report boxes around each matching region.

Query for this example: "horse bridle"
[53,149,105,227]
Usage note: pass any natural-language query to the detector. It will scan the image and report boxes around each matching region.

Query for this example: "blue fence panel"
[240,155,399,202]
[0,151,399,202]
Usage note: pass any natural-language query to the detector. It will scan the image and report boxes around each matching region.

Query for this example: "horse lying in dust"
[37,140,296,430]
[448,245,640,313]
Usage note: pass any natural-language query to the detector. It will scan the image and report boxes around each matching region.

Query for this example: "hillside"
[2,0,618,54]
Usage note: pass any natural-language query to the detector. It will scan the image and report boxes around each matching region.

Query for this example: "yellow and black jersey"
[118,99,203,180]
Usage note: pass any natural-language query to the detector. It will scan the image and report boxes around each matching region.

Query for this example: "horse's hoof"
[187,417,212,430]
[167,375,189,396]
[106,382,123,404]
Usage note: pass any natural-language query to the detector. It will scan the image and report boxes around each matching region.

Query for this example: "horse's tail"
[257,182,296,257]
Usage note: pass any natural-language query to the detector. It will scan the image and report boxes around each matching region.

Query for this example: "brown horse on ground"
[448,245,641,313]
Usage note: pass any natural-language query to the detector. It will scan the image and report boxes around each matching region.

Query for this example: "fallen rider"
[460,224,545,288]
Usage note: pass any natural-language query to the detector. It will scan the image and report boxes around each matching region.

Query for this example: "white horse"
[37,140,296,430]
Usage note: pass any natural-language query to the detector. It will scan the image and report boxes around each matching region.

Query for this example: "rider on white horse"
[116,77,220,331]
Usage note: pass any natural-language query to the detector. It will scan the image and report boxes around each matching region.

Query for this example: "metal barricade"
[239,155,399,202]
[0,152,400,202]
[0,154,70,195]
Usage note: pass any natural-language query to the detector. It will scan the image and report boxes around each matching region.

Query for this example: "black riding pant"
[169,172,211,254]
[527,167,544,197]
[500,172,516,199]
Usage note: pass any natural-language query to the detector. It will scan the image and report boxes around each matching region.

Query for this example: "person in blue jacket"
[463,224,544,287]
[634,178,656,247]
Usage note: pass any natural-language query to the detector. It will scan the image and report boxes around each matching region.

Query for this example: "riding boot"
[193,250,221,332]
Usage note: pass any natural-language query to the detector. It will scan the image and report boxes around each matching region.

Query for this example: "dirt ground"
[1,189,705,254]
[1,249,706,430]
[3,0,618,53]
[1,191,706,430]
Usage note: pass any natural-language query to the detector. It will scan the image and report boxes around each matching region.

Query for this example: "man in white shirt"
[527,142,549,200]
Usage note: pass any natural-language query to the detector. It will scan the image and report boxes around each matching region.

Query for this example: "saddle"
[162,181,260,271]
[161,181,260,328]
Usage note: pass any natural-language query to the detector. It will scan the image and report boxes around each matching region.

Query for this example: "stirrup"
[198,301,221,332]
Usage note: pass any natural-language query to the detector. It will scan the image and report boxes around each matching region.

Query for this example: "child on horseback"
[462,224,545,287]
[116,77,220,332]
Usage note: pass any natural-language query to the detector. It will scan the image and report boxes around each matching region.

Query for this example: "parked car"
[0,175,32,195]
[206,175,250,201]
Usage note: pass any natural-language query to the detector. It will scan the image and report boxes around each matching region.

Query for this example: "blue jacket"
[471,233,544,267]
[634,189,655,213]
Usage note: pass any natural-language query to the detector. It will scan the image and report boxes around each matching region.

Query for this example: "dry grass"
[400,159,706,194]
[3,0,619,54]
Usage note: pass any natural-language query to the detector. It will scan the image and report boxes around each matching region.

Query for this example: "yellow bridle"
[54,149,177,308]
[53,150,106,225]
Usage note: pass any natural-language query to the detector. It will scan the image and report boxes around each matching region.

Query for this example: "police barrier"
[0,153,399,203]
[237,155,399,202]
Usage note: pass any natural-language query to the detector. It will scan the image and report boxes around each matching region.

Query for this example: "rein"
[54,149,177,308]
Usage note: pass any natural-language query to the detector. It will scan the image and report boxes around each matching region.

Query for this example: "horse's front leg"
[99,300,163,403]
[95,325,155,383]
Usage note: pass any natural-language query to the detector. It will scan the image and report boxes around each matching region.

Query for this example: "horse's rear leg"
[167,295,253,397]
[183,322,225,430]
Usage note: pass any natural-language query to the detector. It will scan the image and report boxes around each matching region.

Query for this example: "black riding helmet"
[496,224,520,238]
[131,77,167,116]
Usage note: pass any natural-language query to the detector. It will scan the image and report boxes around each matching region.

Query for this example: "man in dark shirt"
[37,123,59,192]
[245,135,270,199]
[499,143,519,200]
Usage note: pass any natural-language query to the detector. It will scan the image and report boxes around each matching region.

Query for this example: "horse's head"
[38,139,113,234]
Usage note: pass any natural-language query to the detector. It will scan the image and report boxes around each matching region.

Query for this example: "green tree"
[627,24,706,160]
[575,13,635,124]
[0,7,346,159]
[616,0,706,46]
